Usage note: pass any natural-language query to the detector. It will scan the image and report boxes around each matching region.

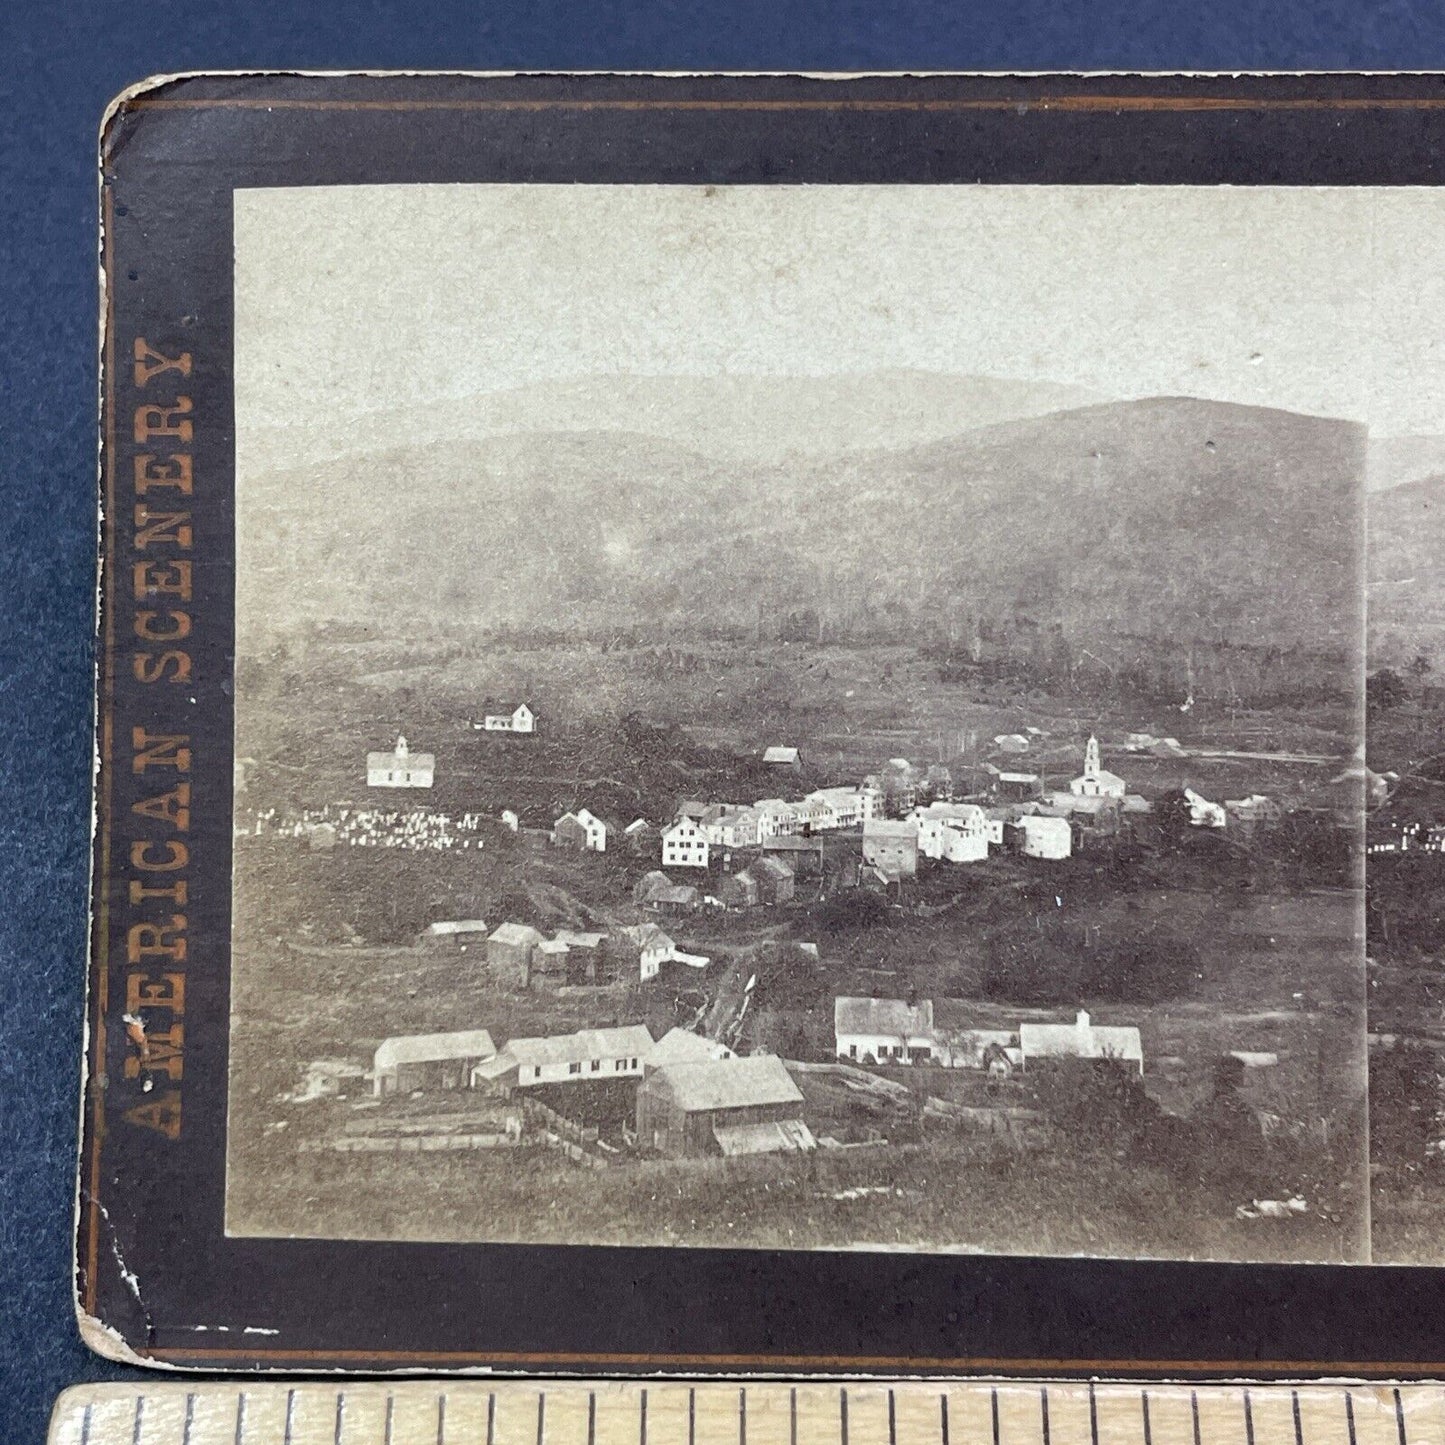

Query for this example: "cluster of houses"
[833,997,1145,1075]
[369,1020,813,1159]
[485,918,708,986]
[361,995,1145,1163]
[539,737,1207,900]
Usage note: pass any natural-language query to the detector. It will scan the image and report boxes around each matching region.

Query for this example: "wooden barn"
[635,1055,811,1158]
[372,1029,496,1097]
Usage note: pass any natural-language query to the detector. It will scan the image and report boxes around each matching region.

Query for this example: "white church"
[1069,735,1127,799]
[366,734,435,789]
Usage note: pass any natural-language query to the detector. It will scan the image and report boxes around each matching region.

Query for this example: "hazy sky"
[235,184,1445,469]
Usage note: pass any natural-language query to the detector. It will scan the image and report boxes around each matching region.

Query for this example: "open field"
[238,638,1356,827]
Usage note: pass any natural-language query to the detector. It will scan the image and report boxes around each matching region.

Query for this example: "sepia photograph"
[223,182,1387,1263]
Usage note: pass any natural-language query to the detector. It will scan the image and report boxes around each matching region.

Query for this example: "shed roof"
[650,1055,802,1112]
[763,746,800,764]
[374,1030,496,1072]
[713,1119,815,1156]
[834,996,935,1039]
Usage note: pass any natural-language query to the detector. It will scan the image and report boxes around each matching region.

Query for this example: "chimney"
[1076,1010,1091,1031]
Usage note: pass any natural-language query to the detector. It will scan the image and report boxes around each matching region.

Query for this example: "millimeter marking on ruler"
[46,1380,1445,1445]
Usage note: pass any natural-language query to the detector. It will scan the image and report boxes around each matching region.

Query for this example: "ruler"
[46,1380,1439,1445]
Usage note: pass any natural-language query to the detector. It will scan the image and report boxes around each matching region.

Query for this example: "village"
[226,680,1368,1259]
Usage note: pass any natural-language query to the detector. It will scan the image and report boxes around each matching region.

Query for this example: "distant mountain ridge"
[239,396,1364,678]
[246,370,1105,473]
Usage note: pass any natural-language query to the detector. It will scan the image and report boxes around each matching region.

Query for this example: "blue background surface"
[4,2,1445,1440]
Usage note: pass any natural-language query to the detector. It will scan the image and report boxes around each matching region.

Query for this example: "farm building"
[1224,794,1282,832]
[1069,735,1128,799]
[1184,787,1228,828]
[749,854,796,904]
[635,1055,811,1157]
[662,817,710,869]
[474,1024,656,1091]
[373,1029,496,1097]
[622,818,656,854]
[762,745,801,768]
[834,997,936,1064]
[366,735,434,789]
[1006,814,1072,860]
[649,883,703,914]
[553,929,608,982]
[612,922,678,981]
[862,818,919,878]
[487,922,543,980]
[529,937,572,983]
[990,769,1043,802]
[1018,1010,1143,1074]
[634,870,675,906]
[482,701,535,733]
[420,919,489,949]
[643,1027,734,1073]
[553,807,610,852]
[717,870,760,909]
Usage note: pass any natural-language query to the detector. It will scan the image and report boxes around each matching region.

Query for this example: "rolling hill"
[239,396,1364,677]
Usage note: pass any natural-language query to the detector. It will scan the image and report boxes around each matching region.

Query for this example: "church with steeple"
[1069,734,1127,799]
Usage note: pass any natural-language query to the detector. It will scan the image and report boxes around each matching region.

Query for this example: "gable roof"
[763,746,800,764]
[713,1119,816,1155]
[650,1055,803,1112]
[645,1027,733,1067]
[488,922,542,947]
[367,749,435,768]
[554,929,606,948]
[749,855,795,881]
[1073,768,1128,789]
[508,1024,655,1067]
[617,922,675,951]
[423,919,488,936]
[1019,1016,1143,1064]
[834,997,934,1039]
[374,1030,496,1071]
[863,819,919,840]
